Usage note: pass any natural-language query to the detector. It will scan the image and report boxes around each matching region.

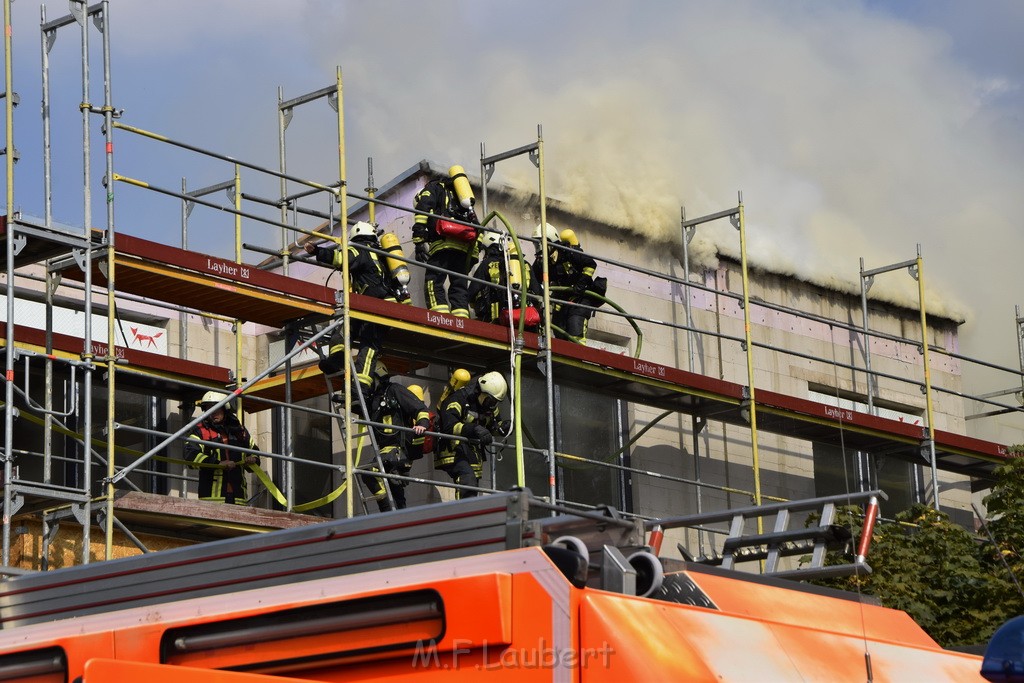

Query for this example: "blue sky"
[4,1,1023,394]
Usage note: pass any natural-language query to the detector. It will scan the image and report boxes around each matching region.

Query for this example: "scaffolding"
[0,1,1021,577]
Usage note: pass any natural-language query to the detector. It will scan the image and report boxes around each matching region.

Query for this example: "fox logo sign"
[129,326,164,349]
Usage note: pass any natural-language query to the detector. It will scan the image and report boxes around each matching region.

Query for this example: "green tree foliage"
[810,451,1024,648]
[869,505,1011,647]
[979,449,1024,618]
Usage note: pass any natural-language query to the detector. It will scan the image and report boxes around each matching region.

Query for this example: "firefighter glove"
[469,423,493,447]
[415,242,429,262]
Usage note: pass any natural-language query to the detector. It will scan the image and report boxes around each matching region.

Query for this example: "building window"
[808,390,919,514]
[497,376,625,510]
[17,374,175,497]
[811,443,915,515]
[272,396,335,516]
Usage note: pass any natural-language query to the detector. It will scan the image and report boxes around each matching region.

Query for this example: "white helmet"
[349,221,377,241]
[199,390,229,407]
[534,223,560,244]
[478,372,508,402]
[478,230,504,249]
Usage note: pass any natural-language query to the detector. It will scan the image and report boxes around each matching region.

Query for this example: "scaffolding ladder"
[649,490,886,581]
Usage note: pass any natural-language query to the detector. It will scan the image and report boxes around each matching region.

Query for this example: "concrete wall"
[474,190,974,530]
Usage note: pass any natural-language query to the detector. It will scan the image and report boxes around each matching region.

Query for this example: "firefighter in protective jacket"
[468,230,539,328]
[532,223,605,344]
[412,166,479,318]
[436,371,509,499]
[305,221,400,391]
[185,391,260,505]
[362,363,431,512]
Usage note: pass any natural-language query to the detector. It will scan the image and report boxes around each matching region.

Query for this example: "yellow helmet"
[559,228,579,247]
[407,384,425,402]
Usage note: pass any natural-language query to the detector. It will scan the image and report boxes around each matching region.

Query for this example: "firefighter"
[361,363,431,512]
[532,223,605,344]
[468,229,540,329]
[305,221,401,391]
[436,371,510,499]
[468,230,509,323]
[412,165,480,318]
[184,391,260,505]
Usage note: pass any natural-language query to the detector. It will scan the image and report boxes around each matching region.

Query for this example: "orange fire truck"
[0,490,990,682]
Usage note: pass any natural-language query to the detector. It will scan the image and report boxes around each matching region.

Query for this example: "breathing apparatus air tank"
[379,232,410,286]
[437,368,471,408]
[448,165,475,210]
[507,239,523,290]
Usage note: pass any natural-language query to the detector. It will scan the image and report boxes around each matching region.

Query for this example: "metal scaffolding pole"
[680,199,758,510]
[40,8,54,490]
[74,0,98,564]
[98,0,117,561]
[365,158,376,225]
[480,129,544,493]
[912,245,940,511]
[680,206,704,548]
[179,178,189,365]
[232,165,244,419]
[1017,305,1024,399]
[272,75,349,512]
[859,257,879,414]
[2,0,16,568]
[859,247,941,510]
[335,68,352,517]
[733,194,763,511]
[536,129,553,504]
[277,86,290,276]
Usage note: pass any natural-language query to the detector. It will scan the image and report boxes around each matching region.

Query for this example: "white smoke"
[312,1,1021,375]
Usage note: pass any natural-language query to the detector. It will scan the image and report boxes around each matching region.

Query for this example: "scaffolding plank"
[109,491,322,532]
[242,353,427,411]
[55,233,335,328]
[0,321,230,390]
[0,215,96,269]
[543,342,1007,476]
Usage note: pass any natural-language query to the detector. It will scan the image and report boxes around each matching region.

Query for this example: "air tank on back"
[448,165,475,210]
